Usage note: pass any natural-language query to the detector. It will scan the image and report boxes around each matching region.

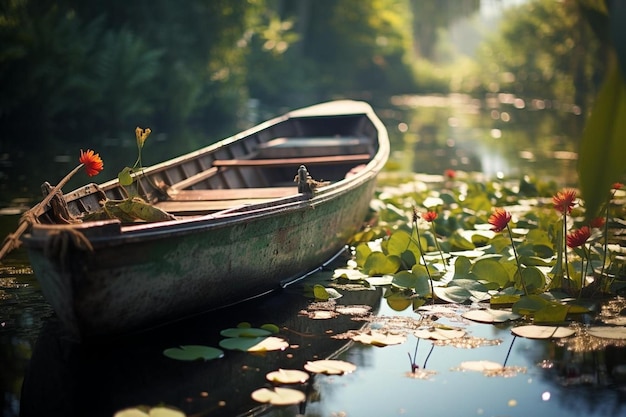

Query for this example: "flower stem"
[430,223,447,271]
[506,223,528,296]
[413,218,434,304]
[563,212,571,291]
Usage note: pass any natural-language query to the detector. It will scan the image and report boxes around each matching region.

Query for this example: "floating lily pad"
[163,345,224,362]
[307,310,337,320]
[266,369,310,384]
[114,406,186,417]
[462,309,521,324]
[251,387,305,406]
[458,360,503,372]
[220,327,273,338]
[414,327,466,340]
[351,331,407,347]
[511,325,575,339]
[304,359,357,375]
[219,336,289,352]
[365,275,394,286]
[587,326,626,340]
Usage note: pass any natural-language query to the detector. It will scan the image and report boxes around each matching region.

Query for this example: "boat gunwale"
[23,100,390,248]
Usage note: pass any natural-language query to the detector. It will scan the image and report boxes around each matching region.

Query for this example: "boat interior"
[53,113,381,220]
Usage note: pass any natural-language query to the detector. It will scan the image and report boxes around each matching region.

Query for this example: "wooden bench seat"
[155,186,300,215]
[211,153,371,168]
[256,136,372,158]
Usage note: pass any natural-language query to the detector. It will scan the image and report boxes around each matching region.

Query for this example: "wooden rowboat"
[22,100,390,339]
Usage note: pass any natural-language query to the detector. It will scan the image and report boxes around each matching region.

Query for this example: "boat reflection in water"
[20,281,382,417]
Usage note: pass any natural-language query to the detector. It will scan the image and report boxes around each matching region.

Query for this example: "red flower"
[553,188,577,214]
[488,208,512,232]
[79,149,104,177]
[612,183,623,190]
[589,217,605,229]
[566,226,590,248]
[423,211,437,222]
[444,169,456,179]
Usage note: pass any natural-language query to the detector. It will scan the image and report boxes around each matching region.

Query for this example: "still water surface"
[2,95,624,417]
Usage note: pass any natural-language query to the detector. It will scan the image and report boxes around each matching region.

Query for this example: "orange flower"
[79,149,104,177]
[488,208,511,232]
[553,188,577,214]
[566,226,590,248]
[423,211,438,222]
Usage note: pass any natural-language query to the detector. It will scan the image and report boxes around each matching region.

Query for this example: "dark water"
[1,95,625,417]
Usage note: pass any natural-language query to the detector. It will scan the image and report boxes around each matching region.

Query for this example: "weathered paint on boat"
[22,100,389,339]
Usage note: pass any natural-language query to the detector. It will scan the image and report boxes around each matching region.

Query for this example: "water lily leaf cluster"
[340,171,626,324]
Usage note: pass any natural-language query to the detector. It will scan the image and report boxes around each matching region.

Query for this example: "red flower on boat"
[422,211,438,222]
[488,208,511,232]
[566,226,591,248]
[79,149,104,177]
[552,188,577,214]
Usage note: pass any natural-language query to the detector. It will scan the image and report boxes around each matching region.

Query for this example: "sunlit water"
[2,95,623,417]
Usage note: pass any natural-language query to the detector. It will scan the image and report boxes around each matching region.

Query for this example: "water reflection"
[387,94,580,186]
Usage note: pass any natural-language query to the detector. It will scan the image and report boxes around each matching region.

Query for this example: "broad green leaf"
[163,345,224,362]
[385,292,412,311]
[448,231,475,251]
[355,243,372,267]
[118,166,134,186]
[363,252,401,275]
[471,258,510,287]
[387,229,421,257]
[391,270,417,290]
[433,285,472,303]
[512,294,550,315]
[453,256,472,279]
[219,336,288,352]
[220,327,272,338]
[519,266,546,293]
[534,303,570,324]
[578,65,626,219]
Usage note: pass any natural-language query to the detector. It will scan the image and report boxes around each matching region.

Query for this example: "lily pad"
[220,327,272,338]
[114,406,186,417]
[459,360,503,372]
[351,331,407,347]
[462,309,521,324]
[587,326,626,340]
[304,359,357,375]
[219,336,289,352]
[414,327,466,340]
[511,325,575,339]
[266,369,310,384]
[251,387,305,406]
[163,345,224,362]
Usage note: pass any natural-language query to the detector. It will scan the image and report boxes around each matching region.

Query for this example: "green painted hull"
[23,100,389,339]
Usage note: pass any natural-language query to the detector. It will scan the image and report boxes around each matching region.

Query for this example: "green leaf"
[391,270,417,290]
[355,243,372,267]
[163,345,224,361]
[471,258,510,287]
[387,229,421,258]
[313,284,330,300]
[512,294,550,315]
[118,166,134,186]
[520,266,546,293]
[578,65,626,219]
[453,256,472,279]
[534,303,570,324]
[362,252,401,275]
[220,327,272,338]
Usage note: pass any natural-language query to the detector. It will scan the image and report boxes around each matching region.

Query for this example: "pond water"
[1,95,625,417]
